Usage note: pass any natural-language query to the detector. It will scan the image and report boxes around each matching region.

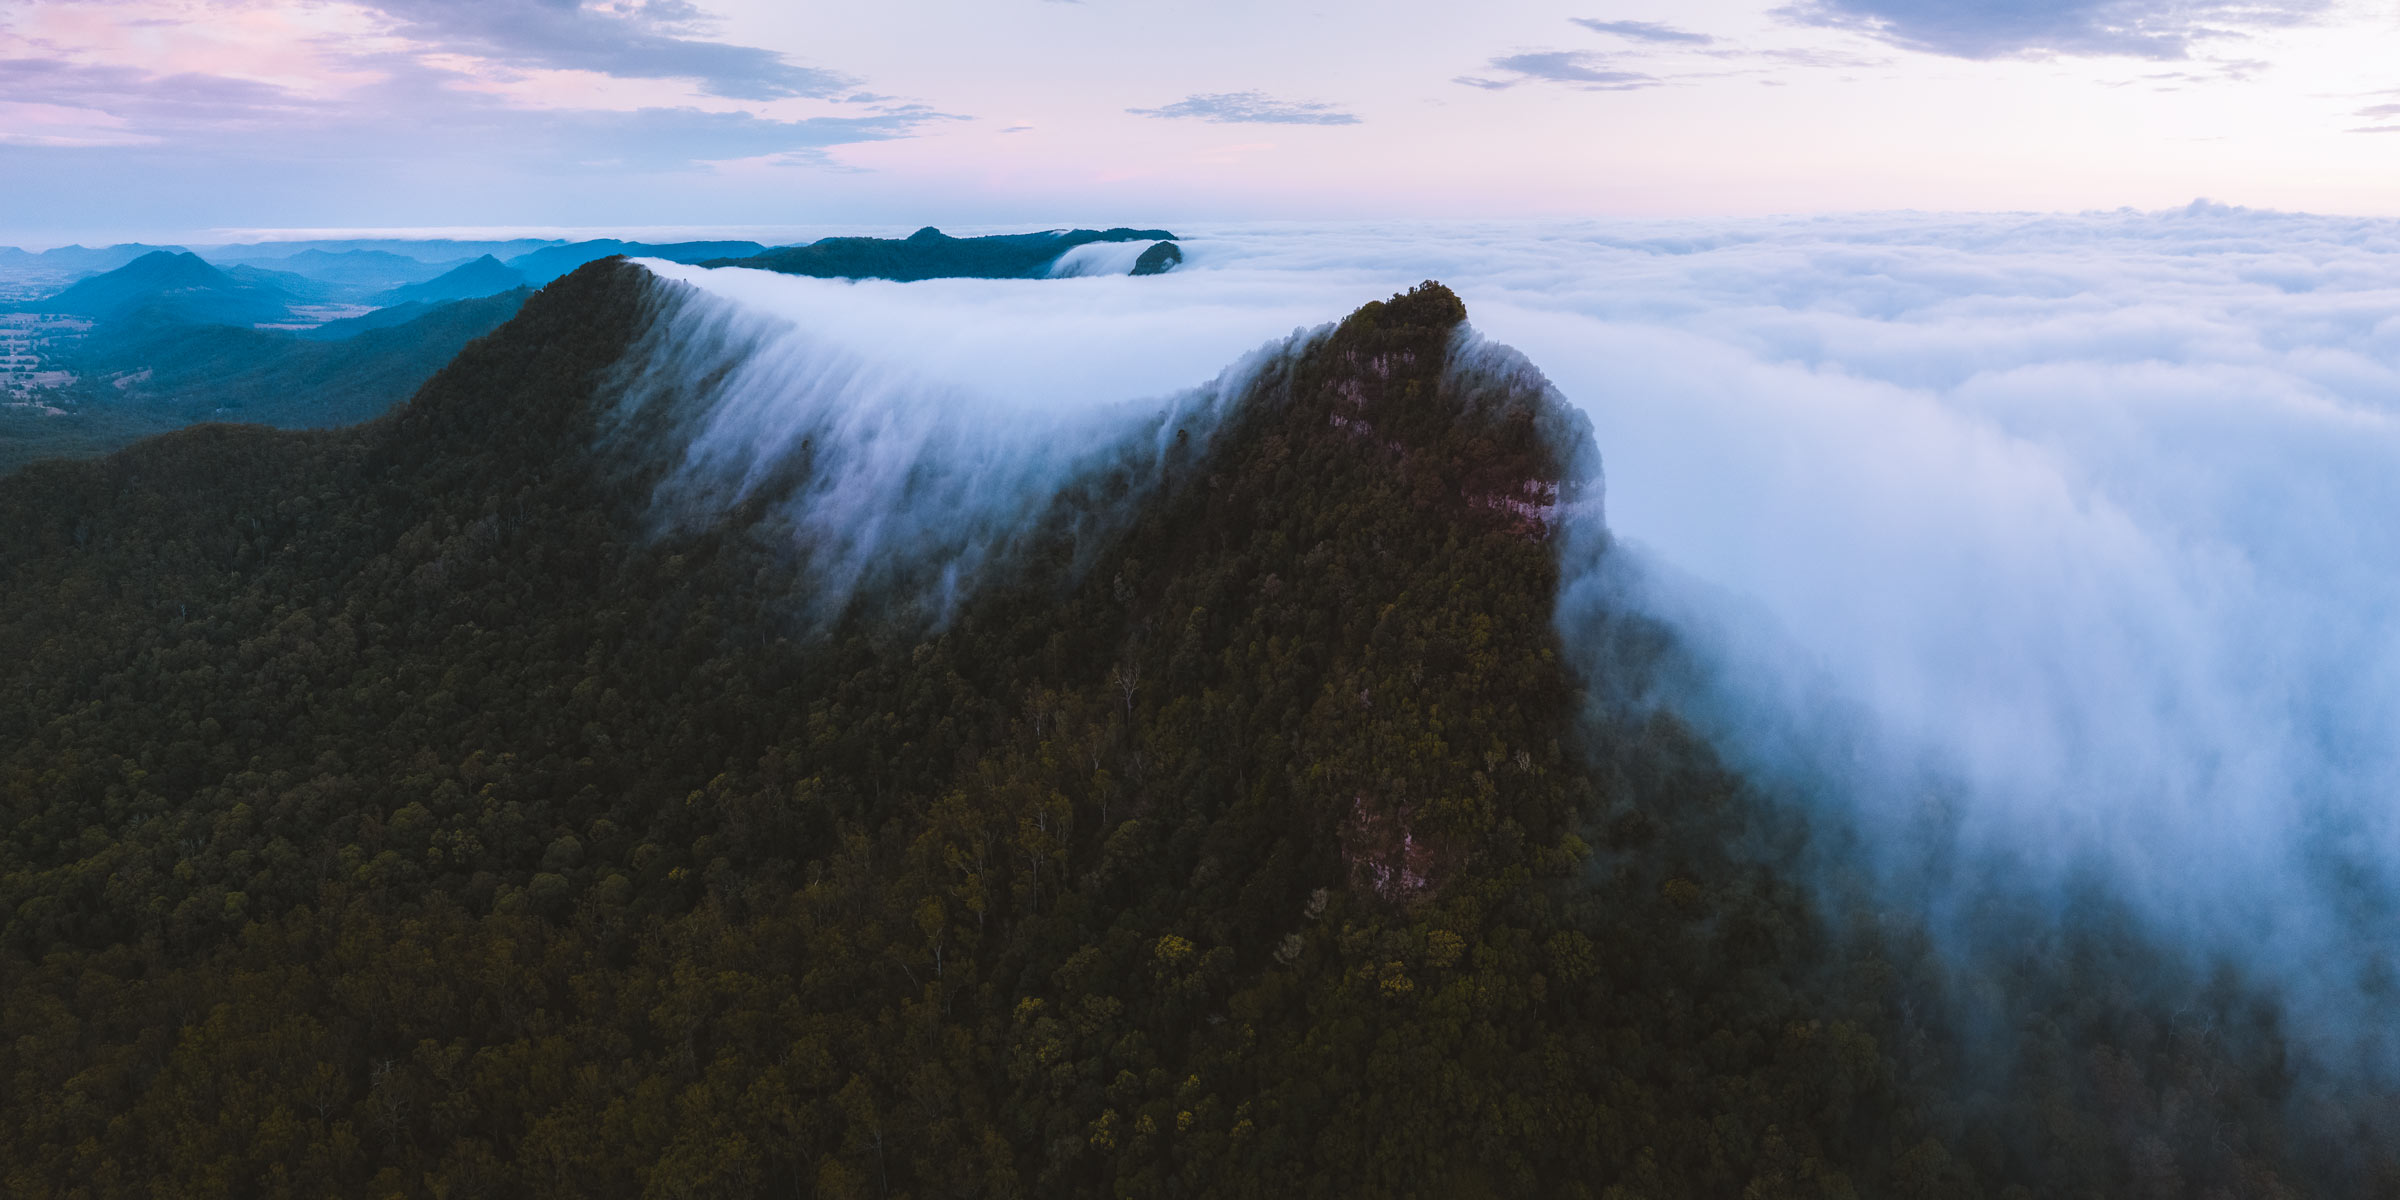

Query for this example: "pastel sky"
[6,0,2400,244]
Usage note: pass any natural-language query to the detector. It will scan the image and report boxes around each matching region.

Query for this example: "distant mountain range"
[202,237,564,265]
[374,255,529,305]
[233,248,464,292]
[20,251,300,326]
[0,243,184,274]
[1,227,1189,476]
[2,230,1186,307]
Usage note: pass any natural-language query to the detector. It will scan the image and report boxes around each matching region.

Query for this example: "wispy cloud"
[357,0,852,100]
[2347,97,2400,134]
[1457,51,1659,92]
[1778,0,2330,60]
[0,0,950,202]
[0,57,306,132]
[1569,18,1715,46]
[1127,91,1360,125]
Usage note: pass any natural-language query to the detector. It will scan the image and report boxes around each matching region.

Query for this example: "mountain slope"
[0,261,2362,1198]
[714,225,1178,280]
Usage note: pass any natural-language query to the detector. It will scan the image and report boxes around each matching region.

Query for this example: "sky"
[7,0,2400,245]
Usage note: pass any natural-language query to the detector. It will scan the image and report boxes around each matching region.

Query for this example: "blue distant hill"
[22,251,298,326]
[228,248,462,291]
[0,243,187,275]
[373,255,529,305]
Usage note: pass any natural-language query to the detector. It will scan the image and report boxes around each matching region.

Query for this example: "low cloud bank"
[630,208,2400,1061]
[1197,207,2400,1061]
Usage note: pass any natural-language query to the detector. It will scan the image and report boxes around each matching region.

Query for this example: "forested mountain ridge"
[711,226,1179,280]
[0,261,2365,1197]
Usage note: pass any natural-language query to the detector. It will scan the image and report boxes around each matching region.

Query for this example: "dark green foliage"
[0,266,2377,1197]
[715,226,1179,281]
[1131,243,1184,277]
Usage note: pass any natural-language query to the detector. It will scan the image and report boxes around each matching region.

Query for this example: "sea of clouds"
[634,203,2400,1055]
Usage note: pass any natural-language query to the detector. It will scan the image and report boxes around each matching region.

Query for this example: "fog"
[622,204,2400,1058]
[616,260,1326,623]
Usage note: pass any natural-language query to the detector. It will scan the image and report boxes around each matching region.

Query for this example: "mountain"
[198,237,563,264]
[505,238,770,285]
[19,250,299,325]
[1132,240,1184,275]
[224,248,464,291]
[14,242,185,274]
[0,291,527,475]
[221,261,353,304]
[372,254,528,304]
[714,225,1179,280]
[0,261,2379,1196]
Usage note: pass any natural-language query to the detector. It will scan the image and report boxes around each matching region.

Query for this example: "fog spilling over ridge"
[623,207,2400,1059]
[1212,208,2400,1059]
[613,259,1333,623]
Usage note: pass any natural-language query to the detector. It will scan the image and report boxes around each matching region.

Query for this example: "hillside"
[715,226,1177,280]
[0,261,2378,1197]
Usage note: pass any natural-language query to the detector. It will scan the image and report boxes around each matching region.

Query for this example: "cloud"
[0,57,305,132]
[621,206,2400,1073]
[0,53,931,171]
[0,4,953,233]
[1779,0,2331,60]
[614,261,1319,624]
[523,105,932,169]
[2349,98,2400,133]
[1457,51,1659,91]
[1126,91,1361,125]
[356,0,853,99]
[1569,18,1715,45]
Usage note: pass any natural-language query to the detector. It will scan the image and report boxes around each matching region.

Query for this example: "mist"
[612,206,2400,1065]
[610,260,1330,624]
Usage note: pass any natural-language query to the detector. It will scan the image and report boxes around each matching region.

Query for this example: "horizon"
[9,197,2391,254]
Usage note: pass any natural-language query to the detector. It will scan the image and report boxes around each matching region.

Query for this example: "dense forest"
[0,261,2389,1197]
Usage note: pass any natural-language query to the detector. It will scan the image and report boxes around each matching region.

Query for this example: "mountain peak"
[373,254,529,305]
[20,249,289,324]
